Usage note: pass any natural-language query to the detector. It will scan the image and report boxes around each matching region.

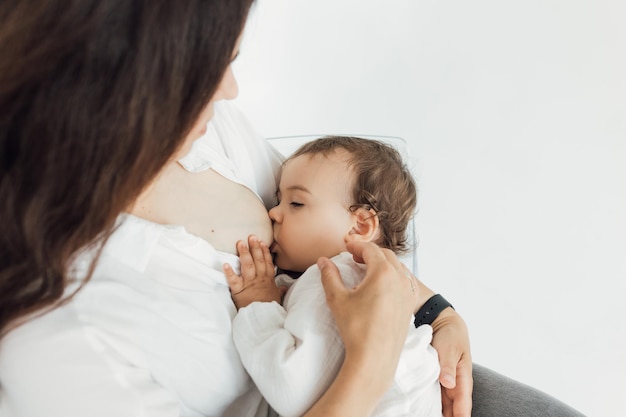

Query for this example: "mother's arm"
[307,240,473,417]
[430,307,473,417]
[410,276,473,417]
[298,240,583,417]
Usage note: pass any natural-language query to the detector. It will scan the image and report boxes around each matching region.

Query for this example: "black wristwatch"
[414,294,454,327]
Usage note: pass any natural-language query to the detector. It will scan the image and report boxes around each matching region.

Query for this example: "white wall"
[233,1,626,416]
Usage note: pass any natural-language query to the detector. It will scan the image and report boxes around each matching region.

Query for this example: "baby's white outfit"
[233,252,443,417]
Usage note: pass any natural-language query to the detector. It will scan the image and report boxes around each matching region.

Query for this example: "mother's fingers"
[318,257,346,306]
[345,240,387,265]
[347,241,409,276]
[320,242,418,392]
[346,241,418,297]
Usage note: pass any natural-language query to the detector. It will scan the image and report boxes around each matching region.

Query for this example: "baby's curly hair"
[289,136,417,254]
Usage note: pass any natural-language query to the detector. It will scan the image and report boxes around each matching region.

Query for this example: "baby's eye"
[290,202,304,208]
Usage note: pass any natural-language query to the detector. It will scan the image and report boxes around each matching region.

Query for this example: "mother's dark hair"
[0,0,254,333]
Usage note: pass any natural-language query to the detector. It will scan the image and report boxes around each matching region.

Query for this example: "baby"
[223,136,442,417]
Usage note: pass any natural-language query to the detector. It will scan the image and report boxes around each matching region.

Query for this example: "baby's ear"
[345,207,380,243]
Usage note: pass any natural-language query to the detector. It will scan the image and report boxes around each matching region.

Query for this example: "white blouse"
[0,102,283,417]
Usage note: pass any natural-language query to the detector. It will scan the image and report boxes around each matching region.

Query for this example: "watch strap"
[414,294,454,327]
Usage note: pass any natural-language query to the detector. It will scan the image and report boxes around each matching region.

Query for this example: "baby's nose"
[268,206,281,222]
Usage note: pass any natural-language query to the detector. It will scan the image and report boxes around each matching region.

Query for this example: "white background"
[233,1,626,416]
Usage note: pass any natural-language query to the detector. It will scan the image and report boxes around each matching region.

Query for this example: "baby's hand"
[223,235,285,310]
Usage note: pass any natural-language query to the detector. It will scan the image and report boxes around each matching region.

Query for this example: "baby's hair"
[289,136,417,254]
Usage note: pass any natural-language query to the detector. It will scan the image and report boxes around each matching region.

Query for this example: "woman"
[0,1,583,417]
[0,1,459,416]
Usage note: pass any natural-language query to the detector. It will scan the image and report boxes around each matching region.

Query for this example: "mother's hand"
[321,241,419,386]
[431,307,473,417]
[302,241,418,417]
[322,237,473,417]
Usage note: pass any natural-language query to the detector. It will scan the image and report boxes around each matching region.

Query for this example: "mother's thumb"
[439,362,458,389]
[318,257,344,303]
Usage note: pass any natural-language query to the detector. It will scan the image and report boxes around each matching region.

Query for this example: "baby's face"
[269,150,356,272]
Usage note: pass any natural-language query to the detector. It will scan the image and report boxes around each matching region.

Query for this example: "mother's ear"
[345,207,380,244]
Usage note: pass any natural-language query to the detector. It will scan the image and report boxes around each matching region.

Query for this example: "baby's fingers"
[260,241,275,277]
[237,240,256,279]
[248,235,265,275]
[248,235,275,279]
[223,263,244,294]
